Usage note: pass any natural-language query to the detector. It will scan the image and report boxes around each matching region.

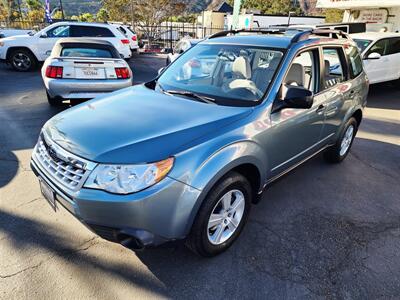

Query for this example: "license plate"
[76,67,105,79]
[39,178,57,211]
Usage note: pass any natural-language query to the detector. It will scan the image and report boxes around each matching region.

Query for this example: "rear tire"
[8,49,37,72]
[324,117,358,163]
[186,171,252,257]
[46,91,60,106]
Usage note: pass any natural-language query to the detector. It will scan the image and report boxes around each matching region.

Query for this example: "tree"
[96,8,109,22]
[78,12,94,22]
[25,0,44,22]
[324,9,344,23]
[52,10,64,20]
[101,0,186,45]
[226,0,301,15]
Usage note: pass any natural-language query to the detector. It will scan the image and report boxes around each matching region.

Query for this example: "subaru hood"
[44,85,252,164]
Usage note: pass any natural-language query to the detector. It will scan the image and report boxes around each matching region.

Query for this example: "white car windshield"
[157,44,284,105]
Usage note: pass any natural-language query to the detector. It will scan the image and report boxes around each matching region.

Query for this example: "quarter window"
[345,46,363,78]
[322,48,345,89]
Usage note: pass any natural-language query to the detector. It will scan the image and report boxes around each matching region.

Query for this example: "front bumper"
[31,155,201,248]
[44,78,132,99]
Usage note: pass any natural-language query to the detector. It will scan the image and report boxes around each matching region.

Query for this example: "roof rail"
[208,28,350,44]
[291,29,350,43]
[208,28,286,39]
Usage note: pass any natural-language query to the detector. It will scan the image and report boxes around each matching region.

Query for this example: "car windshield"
[353,39,372,53]
[61,47,113,58]
[157,44,284,105]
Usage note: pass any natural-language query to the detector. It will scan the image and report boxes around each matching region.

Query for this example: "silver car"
[42,38,132,105]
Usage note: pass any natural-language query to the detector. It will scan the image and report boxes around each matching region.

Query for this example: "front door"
[363,38,391,84]
[38,25,70,61]
[264,48,327,177]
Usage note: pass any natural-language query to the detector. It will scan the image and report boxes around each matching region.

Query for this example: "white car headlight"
[84,157,174,194]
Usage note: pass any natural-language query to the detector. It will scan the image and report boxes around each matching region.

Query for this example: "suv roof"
[203,29,352,49]
[51,21,112,28]
[350,32,400,41]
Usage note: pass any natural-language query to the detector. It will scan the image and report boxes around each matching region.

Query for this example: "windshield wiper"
[164,89,216,105]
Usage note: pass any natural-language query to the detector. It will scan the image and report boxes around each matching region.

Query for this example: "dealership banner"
[44,0,53,23]
[317,0,400,9]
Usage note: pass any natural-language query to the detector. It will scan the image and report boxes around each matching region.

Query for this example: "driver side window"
[283,49,318,94]
[366,39,388,57]
[46,25,70,38]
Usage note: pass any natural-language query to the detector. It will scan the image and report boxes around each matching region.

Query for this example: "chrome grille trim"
[32,133,96,193]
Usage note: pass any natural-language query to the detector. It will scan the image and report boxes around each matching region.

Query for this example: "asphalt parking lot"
[0,53,399,299]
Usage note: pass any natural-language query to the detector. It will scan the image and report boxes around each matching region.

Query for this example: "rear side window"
[322,48,345,89]
[61,47,113,58]
[71,26,115,38]
[345,46,363,78]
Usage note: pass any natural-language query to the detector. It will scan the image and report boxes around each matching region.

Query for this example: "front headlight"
[0,41,4,47]
[84,157,174,194]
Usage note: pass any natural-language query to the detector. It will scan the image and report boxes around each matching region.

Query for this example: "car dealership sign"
[317,0,400,9]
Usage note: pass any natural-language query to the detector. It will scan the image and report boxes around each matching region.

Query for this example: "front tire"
[186,171,252,257]
[9,49,37,72]
[324,117,358,163]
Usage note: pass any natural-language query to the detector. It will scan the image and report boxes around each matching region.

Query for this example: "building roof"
[206,0,233,13]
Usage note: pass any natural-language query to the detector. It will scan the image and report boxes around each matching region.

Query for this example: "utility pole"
[59,0,65,20]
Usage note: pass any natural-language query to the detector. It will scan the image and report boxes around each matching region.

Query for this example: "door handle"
[316,104,326,114]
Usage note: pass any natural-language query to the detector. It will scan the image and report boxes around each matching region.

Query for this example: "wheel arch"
[6,46,39,63]
[182,141,268,236]
[352,109,363,127]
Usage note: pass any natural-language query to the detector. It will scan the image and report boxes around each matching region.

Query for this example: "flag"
[45,0,53,23]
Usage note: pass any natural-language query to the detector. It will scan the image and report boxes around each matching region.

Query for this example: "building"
[317,0,400,32]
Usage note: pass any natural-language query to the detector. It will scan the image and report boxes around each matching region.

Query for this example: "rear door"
[385,37,400,81]
[319,47,349,139]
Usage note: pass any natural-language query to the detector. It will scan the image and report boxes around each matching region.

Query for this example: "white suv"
[351,32,400,84]
[0,22,132,71]
[109,23,139,52]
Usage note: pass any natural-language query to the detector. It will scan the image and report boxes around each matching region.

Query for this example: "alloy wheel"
[340,124,354,156]
[12,53,31,71]
[207,189,245,245]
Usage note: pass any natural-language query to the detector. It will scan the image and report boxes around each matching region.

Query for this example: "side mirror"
[45,50,52,56]
[272,85,314,113]
[158,67,165,75]
[40,32,48,38]
[366,52,381,60]
[120,53,124,58]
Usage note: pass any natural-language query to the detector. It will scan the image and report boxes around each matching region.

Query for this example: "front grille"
[34,134,94,192]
